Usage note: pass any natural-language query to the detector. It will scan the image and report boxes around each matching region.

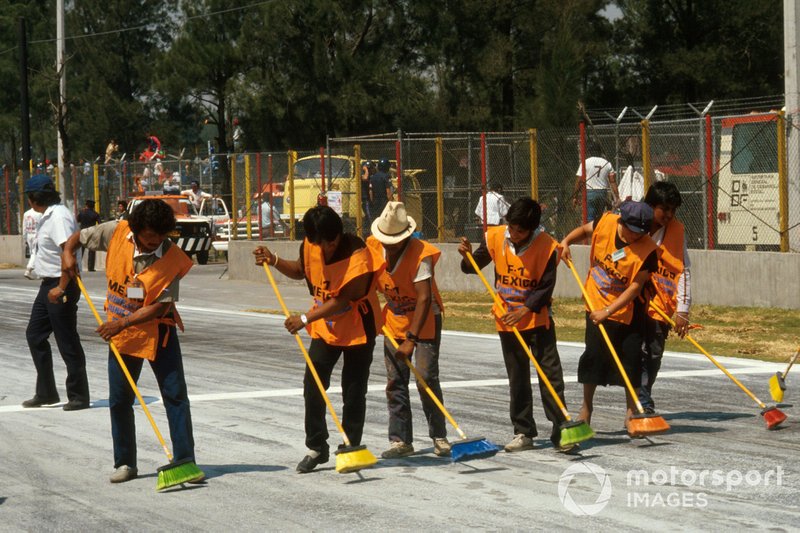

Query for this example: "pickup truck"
[128,194,213,264]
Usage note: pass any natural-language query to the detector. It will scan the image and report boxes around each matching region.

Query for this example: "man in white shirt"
[474,184,510,226]
[572,145,618,221]
[182,180,211,210]
[260,195,284,234]
[617,165,645,203]
[23,207,42,279]
[22,174,90,411]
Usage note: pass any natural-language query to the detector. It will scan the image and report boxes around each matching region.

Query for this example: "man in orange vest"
[367,202,451,459]
[459,197,573,452]
[58,199,202,484]
[560,201,658,432]
[253,205,386,473]
[640,182,691,413]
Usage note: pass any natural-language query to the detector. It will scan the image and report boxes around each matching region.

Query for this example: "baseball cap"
[24,174,56,193]
[619,201,653,234]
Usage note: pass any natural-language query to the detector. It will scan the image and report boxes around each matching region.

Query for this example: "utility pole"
[18,17,31,181]
[785,0,800,251]
[56,0,67,199]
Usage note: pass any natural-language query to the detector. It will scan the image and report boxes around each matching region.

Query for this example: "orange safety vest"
[585,213,658,325]
[367,236,444,340]
[647,219,685,322]
[486,226,559,332]
[303,238,385,346]
[104,221,193,360]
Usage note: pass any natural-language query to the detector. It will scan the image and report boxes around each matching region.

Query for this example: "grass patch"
[441,292,799,363]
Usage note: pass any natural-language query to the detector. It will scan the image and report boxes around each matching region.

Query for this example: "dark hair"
[128,199,176,235]
[644,181,682,209]
[117,200,127,209]
[505,197,541,230]
[303,205,343,244]
[27,190,60,207]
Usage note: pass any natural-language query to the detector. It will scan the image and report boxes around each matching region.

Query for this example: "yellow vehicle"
[283,154,423,232]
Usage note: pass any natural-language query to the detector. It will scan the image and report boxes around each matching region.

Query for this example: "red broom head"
[627,413,671,438]
[762,407,787,430]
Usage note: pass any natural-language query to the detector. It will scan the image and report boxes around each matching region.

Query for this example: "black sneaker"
[643,407,656,415]
[22,395,60,408]
[63,400,90,411]
[296,450,330,473]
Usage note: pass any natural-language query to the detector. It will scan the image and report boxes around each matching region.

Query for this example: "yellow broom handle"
[75,276,173,461]
[262,262,352,447]
[466,252,571,420]
[648,302,767,409]
[381,326,468,440]
[564,259,646,413]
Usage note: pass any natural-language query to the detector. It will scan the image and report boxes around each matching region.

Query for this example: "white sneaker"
[24,269,34,280]
[504,434,534,452]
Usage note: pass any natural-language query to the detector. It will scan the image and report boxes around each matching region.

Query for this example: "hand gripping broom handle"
[465,252,572,421]
[75,276,173,461]
[381,326,468,440]
[262,263,352,447]
[648,302,768,409]
[563,259,647,414]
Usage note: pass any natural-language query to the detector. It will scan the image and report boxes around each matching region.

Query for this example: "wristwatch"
[300,314,308,325]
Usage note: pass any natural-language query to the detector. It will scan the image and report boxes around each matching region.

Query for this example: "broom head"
[559,420,595,447]
[627,413,670,438]
[769,372,786,403]
[334,445,377,474]
[450,437,500,462]
[761,406,787,430]
[156,458,205,491]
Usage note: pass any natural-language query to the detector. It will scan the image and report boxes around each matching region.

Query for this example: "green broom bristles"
[156,458,205,491]
[560,420,595,447]
[335,445,377,474]
[451,437,499,462]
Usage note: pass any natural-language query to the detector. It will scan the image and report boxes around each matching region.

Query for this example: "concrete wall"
[0,234,106,270]
[228,240,800,309]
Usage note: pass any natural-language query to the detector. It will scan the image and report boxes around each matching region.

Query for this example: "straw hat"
[371,201,416,245]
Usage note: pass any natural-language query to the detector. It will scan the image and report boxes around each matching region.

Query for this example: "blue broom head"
[451,437,500,462]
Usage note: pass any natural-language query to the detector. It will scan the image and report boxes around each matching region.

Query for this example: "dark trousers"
[26,277,90,403]
[108,324,195,469]
[304,338,374,453]
[498,320,566,441]
[639,317,670,409]
[81,246,96,271]
[384,315,446,444]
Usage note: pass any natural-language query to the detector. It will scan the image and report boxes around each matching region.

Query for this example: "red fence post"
[705,114,715,250]
[579,122,588,225]
[256,152,263,241]
[395,140,403,201]
[3,166,10,234]
[480,132,488,235]
[268,154,274,238]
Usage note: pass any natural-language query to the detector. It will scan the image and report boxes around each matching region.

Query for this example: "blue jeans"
[383,315,446,444]
[108,324,195,468]
[26,277,90,403]
[586,189,609,222]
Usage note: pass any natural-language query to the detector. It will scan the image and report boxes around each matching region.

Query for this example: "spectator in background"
[474,183,510,226]
[617,137,645,204]
[370,158,393,220]
[260,194,284,234]
[163,173,182,195]
[182,180,211,210]
[572,143,618,222]
[23,206,43,280]
[115,200,128,220]
[361,161,374,233]
[104,139,119,165]
[233,118,244,152]
[146,133,161,158]
[76,200,101,272]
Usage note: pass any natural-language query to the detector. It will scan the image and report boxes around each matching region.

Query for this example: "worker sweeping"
[459,197,575,452]
[560,201,658,434]
[640,182,692,414]
[366,202,451,459]
[58,199,203,487]
[253,205,386,473]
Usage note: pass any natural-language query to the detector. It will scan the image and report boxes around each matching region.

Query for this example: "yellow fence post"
[231,155,238,240]
[93,163,100,211]
[54,166,60,192]
[288,150,297,240]
[435,137,444,242]
[641,119,651,192]
[778,111,789,252]
[354,145,362,238]
[529,128,538,199]
[245,154,252,239]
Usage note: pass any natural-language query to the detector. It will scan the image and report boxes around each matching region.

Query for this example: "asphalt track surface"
[1,264,798,531]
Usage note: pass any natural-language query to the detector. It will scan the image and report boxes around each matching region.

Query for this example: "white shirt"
[260,201,282,228]
[576,156,614,190]
[474,191,510,225]
[182,188,211,210]
[23,208,42,238]
[34,204,80,278]
[651,224,692,314]
[618,165,645,202]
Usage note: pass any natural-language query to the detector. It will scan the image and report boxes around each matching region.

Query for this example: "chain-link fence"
[3,112,799,252]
